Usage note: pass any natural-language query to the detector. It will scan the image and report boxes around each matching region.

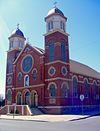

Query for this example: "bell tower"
[5,25,26,105]
[44,6,70,112]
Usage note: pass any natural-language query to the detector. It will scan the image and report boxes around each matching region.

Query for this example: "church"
[3,6,100,115]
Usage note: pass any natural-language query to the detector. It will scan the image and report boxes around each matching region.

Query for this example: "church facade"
[5,7,100,114]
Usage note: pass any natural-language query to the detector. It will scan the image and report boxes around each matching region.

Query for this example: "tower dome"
[45,7,67,33]
[9,28,25,39]
[47,7,64,17]
[8,25,26,50]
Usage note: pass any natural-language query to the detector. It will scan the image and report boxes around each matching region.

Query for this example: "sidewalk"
[0,114,88,122]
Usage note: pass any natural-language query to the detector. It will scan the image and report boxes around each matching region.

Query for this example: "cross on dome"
[53,1,57,8]
[17,23,19,29]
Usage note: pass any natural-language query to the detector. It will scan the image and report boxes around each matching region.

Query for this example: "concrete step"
[30,107,43,115]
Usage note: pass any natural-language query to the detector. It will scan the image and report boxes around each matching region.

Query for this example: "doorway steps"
[30,107,43,115]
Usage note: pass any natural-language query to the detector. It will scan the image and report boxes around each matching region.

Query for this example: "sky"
[0,0,100,96]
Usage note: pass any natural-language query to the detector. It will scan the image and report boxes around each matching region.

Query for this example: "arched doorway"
[25,92,30,105]
[16,92,22,105]
[31,91,38,107]
[23,90,31,105]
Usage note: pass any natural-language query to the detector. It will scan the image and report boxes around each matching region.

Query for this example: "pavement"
[0,114,90,122]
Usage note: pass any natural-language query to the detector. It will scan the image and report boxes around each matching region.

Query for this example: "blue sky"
[0,0,100,95]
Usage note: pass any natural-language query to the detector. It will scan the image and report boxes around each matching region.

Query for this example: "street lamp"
[80,94,84,115]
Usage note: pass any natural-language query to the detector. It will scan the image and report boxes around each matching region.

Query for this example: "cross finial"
[17,23,19,29]
[54,1,57,8]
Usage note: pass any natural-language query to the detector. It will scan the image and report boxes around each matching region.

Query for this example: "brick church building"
[4,7,100,114]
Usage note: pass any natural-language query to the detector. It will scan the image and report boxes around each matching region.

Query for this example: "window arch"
[93,81,97,98]
[60,21,65,32]
[84,79,89,98]
[32,69,37,80]
[48,21,53,31]
[61,82,69,98]
[61,41,66,62]
[72,76,78,97]
[49,42,55,62]
[24,75,29,87]
[18,72,22,83]
[48,82,57,98]
[7,89,12,102]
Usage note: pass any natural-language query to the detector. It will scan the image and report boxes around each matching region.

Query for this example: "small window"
[61,41,66,62]
[60,21,65,32]
[24,75,29,87]
[49,83,56,98]
[48,21,53,31]
[33,69,37,80]
[73,76,78,97]
[61,83,69,98]
[18,72,22,83]
[7,89,12,102]
[93,81,97,98]
[49,42,55,62]
[84,79,88,98]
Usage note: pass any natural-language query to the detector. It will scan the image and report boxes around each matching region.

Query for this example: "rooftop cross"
[17,23,19,29]
[54,1,57,8]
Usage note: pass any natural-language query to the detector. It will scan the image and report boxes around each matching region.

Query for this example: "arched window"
[49,42,55,62]
[33,69,37,80]
[49,83,56,98]
[84,79,88,98]
[93,81,97,98]
[7,89,12,102]
[61,41,66,62]
[61,82,69,98]
[24,75,29,87]
[17,93,21,105]
[48,21,53,31]
[18,72,22,83]
[73,76,78,97]
[60,21,65,32]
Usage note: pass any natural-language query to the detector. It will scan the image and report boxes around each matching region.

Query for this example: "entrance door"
[25,92,30,105]
[31,91,38,107]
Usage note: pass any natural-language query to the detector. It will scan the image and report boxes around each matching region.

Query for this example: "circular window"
[61,66,68,76]
[22,55,33,73]
[48,66,56,76]
[7,76,12,85]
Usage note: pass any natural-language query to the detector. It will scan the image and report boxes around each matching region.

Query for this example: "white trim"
[7,73,13,76]
[48,66,56,76]
[21,54,34,74]
[84,78,89,84]
[24,75,29,87]
[45,77,71,82]
[48,82,57,90]
[45,60,69,65]
[61,82,69,89]
[44,28,69,37]
[6,85,13,88]
[32,68,37,74]
[72,75,78,82]
[13,44,26,64]
[12,83,45,90]
[61,66,68,76]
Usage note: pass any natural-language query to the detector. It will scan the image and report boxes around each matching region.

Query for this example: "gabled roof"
[70,59,100,79]
[33,46,45,54]
[13,44,44,65]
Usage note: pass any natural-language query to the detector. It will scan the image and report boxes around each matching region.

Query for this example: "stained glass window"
[49,84,56,98]
[22,55,33,73]
[84,79,88,98]
[61,42,66,62]
[49,43,55,62]
[73,77,78,97]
